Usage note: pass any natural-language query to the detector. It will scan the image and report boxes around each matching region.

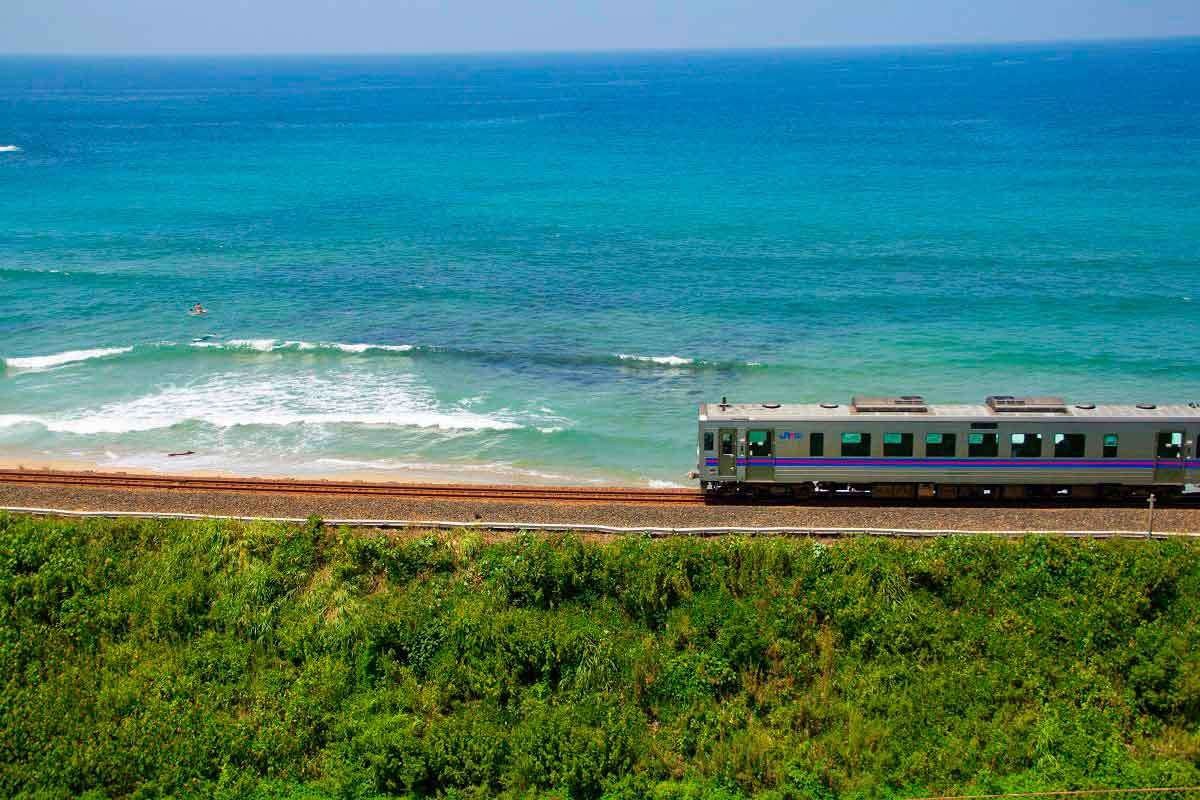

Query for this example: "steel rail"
[0,469,704,505]
[1,469,1196,508]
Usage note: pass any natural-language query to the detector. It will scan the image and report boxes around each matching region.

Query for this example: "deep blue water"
[1,41,1198,483]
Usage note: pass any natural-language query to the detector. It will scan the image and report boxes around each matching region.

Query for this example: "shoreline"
[0,453,665,489]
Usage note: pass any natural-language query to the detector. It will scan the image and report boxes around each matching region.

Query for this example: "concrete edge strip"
[2,505,1197,539]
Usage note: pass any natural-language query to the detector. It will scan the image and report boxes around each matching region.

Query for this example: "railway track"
[0,469,706,505]
[0,469,1195,509]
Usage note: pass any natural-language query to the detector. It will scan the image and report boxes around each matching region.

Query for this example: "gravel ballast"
[2,482,1198,533]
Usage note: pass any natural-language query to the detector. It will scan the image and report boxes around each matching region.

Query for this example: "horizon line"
[1,32,1198,59]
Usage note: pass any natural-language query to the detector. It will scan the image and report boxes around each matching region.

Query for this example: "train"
[696,395,1200,499]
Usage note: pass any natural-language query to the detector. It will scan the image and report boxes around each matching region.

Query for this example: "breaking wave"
[614,353,766,369]
[2,347,133,371]
[3,339,764,373]
[616,353,694,366]
[0,409,519,435]
[188,339,415,354]
[0,373,521,434]
[0,145,20,153]
[185,341,756,369]
[0,415,41,428]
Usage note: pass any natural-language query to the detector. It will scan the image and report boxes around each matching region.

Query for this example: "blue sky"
[3,0,1199,54]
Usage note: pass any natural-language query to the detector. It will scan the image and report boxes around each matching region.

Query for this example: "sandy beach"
[0,452,611,487]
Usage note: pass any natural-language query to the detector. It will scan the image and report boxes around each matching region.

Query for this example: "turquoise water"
[2,42,1199,484]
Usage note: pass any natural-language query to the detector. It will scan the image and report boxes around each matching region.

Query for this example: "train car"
[697,395,1200,499]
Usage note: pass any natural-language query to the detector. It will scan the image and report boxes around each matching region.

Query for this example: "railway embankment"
[2,470,1199,534]
[2,511,1198,797]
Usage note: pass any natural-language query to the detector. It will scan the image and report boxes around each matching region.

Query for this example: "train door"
[1155,431,1185,484]
[1192,430,1200,483]
[745,429,775,482]
[718,429,738,478]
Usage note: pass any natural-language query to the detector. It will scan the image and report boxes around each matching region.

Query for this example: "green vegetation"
[2,513,1199,799]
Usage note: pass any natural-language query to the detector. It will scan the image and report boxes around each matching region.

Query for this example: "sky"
[2,0,1199,54]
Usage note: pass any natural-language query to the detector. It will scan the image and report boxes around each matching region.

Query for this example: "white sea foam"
[225,338,279,351]
[186,339,293,352]
[616,353,694,366]
[3,371,520,435]
[0,145,20,153]
[2,346,133,371]
[326,342,414,353]
[32,406,518,435]
[188,339,413,354]
[0,415,42,428]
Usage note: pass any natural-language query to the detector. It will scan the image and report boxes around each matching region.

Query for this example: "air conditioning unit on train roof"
[985,395,1068,413]
[851,395,928,413]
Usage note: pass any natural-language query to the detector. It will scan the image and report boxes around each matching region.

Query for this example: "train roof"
[701,396,1200,423]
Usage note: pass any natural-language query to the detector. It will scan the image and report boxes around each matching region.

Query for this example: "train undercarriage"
[702,481,1184,502]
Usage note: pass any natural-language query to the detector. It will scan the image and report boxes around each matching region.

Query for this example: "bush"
[1,512,1199,798]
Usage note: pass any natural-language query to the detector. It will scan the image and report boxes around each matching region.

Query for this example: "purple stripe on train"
[704,458,1200,468]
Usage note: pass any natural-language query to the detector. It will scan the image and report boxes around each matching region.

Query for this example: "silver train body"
[697,395,1200,499]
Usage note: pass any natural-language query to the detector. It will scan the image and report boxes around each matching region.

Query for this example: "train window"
[720,431,735,456]
[810,433,824,457]
[703,432,714,451]
[1011,433,1043,458]
[1103,434,1119,458]
[840,432,871,457]
[1157,431,1184,458]
[747,430,772,457]
[925,432,957,457]
[1054,433,1086,458]
[883,432,914,457]
[968,432,999,457]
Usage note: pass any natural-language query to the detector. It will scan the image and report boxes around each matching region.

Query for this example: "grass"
[1,512,1198,799]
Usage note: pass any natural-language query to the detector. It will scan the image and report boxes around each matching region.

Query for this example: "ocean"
[1,41,1198,485]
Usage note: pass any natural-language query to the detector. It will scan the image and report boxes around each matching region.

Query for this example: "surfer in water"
[190,303,207,316]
